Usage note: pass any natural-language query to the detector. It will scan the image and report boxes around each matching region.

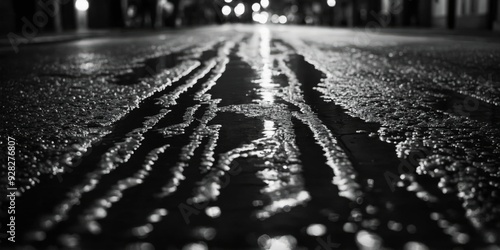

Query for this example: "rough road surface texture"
[1,25,500,250]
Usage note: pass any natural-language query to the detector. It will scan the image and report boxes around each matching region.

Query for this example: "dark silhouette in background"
[2,0,500,34]
[12,0,36,31]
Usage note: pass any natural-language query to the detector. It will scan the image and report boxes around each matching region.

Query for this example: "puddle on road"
[16,43,230,248]
[112,51,183,85]
[208,47,260,106]
[286,51,474,249]
[10,27,500,250]
[288,37,500,248]
[112,44,221,86]
[65,41,241,249]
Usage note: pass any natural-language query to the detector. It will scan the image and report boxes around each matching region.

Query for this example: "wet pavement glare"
[1,25,500,250]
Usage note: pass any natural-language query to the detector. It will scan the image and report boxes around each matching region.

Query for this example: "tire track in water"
[16,27,497,250]
[67,39,241,249]
[291,116,357,249]
[97,41,242,248]
[16,57,203,238]
[18,41,233,248]
[181,27,371,249]
[168,27,366,249]
[258,39,469,249]
[194,31,312,249]
[283,51,460,249]
[46,60,223,246]
[280,39,490,248]
[138,42,265,249]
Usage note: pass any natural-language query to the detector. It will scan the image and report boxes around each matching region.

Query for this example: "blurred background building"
[1,0,500,34]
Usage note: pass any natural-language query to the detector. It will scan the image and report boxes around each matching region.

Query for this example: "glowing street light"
[258,11,269,23]
[260,0,269,8]
[75,0,89,11]
[222,5,232,16]
[252,12,269,24]
[234,3,245,17]
[252,3,261,12]
[279,15,287,24]
[225,0,232,3]
[271,14,279,23]
[327,0,336,7]
[75,0,89,31]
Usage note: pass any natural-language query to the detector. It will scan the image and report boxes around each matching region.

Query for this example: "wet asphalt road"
[1,25,500,250]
